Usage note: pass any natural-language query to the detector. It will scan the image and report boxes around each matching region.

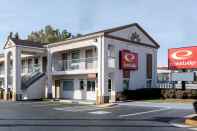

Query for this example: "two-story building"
[0,23,159,104]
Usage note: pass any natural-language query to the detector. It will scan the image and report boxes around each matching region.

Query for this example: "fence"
[157,81,197,89]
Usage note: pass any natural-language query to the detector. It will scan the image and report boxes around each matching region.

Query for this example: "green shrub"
[191,90,197,99]
[118,88,197,100]
[175,90,183,99]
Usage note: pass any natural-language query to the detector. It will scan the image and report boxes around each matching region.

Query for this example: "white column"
[110,47,119,102]
[45,50,52,98]
[97,36,108,104]
[25,57,28,74]
[52,79,55,99]
[39,56,43,72]
[4,52,9,100]
[12,47,22,101]
[152,49,158,88]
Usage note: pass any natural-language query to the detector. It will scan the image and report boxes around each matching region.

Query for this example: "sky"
[0,0,197,65]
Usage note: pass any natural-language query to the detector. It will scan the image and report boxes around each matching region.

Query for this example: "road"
[0,101,194,131]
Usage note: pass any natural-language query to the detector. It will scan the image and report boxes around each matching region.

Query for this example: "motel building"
[0,23,159,104]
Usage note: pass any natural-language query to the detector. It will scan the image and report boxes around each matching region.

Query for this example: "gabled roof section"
[4,38,46,49]
[104,23,160,48]
[47,23,160,48]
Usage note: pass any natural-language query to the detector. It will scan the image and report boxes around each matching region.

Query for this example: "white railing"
[53,57,97,71]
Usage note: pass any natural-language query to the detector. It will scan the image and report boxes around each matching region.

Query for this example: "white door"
[108,79,112,101]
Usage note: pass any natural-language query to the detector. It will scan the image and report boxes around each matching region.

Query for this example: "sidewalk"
[118,101,193,110]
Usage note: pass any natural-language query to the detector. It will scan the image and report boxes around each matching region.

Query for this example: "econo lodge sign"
[168,47,197,69]
[119,50,138,70]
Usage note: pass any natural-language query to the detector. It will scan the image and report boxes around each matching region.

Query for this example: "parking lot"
[0,101,194,131]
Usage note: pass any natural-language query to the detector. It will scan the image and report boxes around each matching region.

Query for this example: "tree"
[27,25,73,43]
[8,32,20,39]
[14,32,20,40]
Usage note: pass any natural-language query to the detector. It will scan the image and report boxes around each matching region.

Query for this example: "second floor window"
[108,45,115,58]
[71,50,80,63]
[146,54,153,79]
[108,44,116,68]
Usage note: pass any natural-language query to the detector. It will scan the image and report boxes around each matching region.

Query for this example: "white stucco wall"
[52,75,96,101]
[104,37,158,92]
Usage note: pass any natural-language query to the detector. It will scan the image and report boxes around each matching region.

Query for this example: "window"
[63,80,74,91]
[21,60,26,73]
[146,54,152,79]
[108,45,116,68]
[0,63,4,75]
[87,80,95,91]
[28,59,33,73]
[85,49,94,69]
[108,45,115,58]
[0,80,3,88]
[108,79,112,92]
[71,50,80,63]
[34,58,39,65]
[80,80,84,90]
[123,79,129,90]
[62,53,68,70]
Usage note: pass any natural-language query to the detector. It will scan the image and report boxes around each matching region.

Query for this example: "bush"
[191,90,197,99]
[193,101,197,113]
[175,90,184,99]
[117,88,197,100]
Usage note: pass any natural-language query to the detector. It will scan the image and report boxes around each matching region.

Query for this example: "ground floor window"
[0,80,3,89]
[146,80,152,88]
[80,80,84,90]
[63,80,74,91]
[87,80,95,91]
[123,79,129,90]
[108,79,112,92]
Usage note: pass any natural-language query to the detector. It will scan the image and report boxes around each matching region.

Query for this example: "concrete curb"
[185,114,197,127]
[58,99,95,105]
[169,114,197,130]
[96,103,117,108]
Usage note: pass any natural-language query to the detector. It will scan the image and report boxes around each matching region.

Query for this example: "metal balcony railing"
[53,57,97,71]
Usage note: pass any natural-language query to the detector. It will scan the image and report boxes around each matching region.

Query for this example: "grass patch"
[143,99,196,104]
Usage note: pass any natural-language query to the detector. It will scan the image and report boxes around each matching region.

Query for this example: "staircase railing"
[21,64,45,90]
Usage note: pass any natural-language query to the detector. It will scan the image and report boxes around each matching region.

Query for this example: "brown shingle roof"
[10,38,47,48]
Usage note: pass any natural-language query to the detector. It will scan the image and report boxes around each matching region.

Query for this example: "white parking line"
[119,108,170,117]
[32,103,64,107]
[89,111,111,114]
[54,106,101,112]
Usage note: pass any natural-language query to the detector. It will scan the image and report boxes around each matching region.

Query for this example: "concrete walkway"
[118,101,194,110]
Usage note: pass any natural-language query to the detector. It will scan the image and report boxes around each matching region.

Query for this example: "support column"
[12,47,22,101]
[45,50,52,99]
[96,36,108,104]
[39,56,43,72]
[52,79,55,99]
[4,52,9,100]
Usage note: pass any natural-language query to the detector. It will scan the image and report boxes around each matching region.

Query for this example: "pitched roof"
[4,23,160,49]
[10,38,46,48]
[48,23,160,48]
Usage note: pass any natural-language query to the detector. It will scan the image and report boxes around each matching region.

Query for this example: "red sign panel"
[119,50,138,70]
[168,47,197,69]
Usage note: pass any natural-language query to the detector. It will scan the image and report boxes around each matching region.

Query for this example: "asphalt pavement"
[0,101,194,131]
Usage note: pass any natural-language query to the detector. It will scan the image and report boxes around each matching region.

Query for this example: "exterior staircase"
[21,71,45,90]
[20,65,46,100]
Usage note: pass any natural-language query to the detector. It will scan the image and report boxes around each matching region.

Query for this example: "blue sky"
[0,0,197,65]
